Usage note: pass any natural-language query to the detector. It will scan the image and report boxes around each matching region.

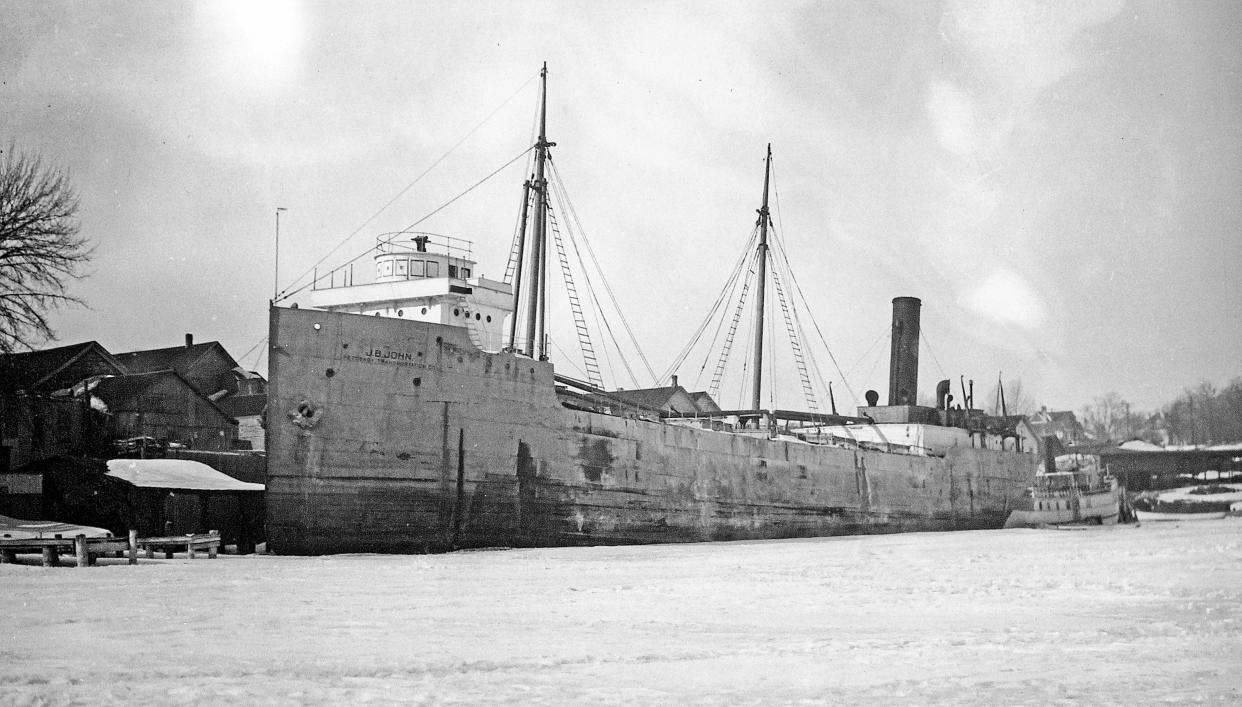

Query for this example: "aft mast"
[750,144,773,410]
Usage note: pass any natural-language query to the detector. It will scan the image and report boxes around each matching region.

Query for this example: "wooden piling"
[74,534,88,568]
[128,530,138,565]
[187,534,196,560]
[208,530,219,559]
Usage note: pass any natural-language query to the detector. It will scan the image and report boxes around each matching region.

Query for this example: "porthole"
[486,315,492,323]
[421,307,428,315]
[475,313,481,320]
[412,377,421,387]
[397,309,404,317]
[325,368,335,378]
[453,308,460,317]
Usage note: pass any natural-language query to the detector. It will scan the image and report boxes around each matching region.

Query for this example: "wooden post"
[208,530,219,559]
[128,530,138,565]
[74,534,88,568]
[0,549,14,564]
[187,534,196,559]
[41,546,55,567]
[146,544,155,559]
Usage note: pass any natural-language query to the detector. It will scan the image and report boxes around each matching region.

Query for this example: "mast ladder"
[547,204,604,388]
[503,184,535,285]
[771,264,818,412]
[708,250,758,398]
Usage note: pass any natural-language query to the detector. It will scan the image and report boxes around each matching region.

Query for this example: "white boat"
[1134,509,1226,522]
[1132,484,1242,522]
[1005,453,1123,528]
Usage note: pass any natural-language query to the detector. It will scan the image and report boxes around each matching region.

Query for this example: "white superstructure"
[308,232,513,352]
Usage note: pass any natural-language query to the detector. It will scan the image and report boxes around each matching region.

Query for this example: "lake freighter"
[264,66,1037,554]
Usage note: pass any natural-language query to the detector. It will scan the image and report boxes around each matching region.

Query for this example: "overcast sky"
[2,0,1239,413]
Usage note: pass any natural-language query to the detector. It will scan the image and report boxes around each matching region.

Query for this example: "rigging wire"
[275,73,539,301]
[276,146,534,302]
[546,156,659,386]
[547,165,641,388]
[920,329,948,381]
[661,226,758,387]
[237,335,268,373]
[766,219,860,404]
[708,244,760,399]
[690,228,760,390]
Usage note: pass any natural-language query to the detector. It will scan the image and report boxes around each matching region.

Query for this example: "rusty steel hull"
[266,306,1035,554]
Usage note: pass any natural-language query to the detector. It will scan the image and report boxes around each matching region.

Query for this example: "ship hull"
[266,306,1035,554]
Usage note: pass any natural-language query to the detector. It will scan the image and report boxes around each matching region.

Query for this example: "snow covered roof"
[105,459,264,492]
[0,514,110,540]
[1119,440,1165,451]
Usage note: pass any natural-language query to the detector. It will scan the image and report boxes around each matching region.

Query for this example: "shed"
[105,459,265,552]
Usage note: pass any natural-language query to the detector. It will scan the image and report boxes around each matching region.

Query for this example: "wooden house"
[92,371,237,451]
[114,334,241,399]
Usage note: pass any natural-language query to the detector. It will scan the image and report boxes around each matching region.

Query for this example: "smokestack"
[888,296,921,406]
[185,333,193,350]
[671,374,679,389]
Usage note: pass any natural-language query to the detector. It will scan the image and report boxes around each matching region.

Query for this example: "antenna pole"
[274,207,287,300]
[750,144,772,411]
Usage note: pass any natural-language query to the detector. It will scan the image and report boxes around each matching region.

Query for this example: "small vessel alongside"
[1132,484,1242,522]
[1004,452,1124,528]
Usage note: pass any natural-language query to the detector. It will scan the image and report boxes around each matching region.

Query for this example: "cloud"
[927,79,978,155]
[193,0,307,93]
[959,267,1046,330]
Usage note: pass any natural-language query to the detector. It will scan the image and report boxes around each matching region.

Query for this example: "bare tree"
[1079,391,1147,443]
[0,145,90,353]
[985,377,1035,417]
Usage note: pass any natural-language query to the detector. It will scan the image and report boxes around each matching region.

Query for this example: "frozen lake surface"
[3,520,1240,705]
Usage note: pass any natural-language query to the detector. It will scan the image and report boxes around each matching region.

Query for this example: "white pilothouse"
[308,231,514,353]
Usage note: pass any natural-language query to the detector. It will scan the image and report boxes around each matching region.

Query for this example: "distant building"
[92,371,237,452]
[114,334,241,400]
[0,341,126,395]
[217,371,267,451]
[1029,408,1087,446]
[0,334,266,476]
[609,383,722,417]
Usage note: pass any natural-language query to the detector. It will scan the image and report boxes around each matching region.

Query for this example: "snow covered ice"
[3,520,1240,705]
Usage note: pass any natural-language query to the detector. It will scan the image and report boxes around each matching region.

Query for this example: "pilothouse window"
[410,260,425,277]
[427,261,440,277]
[462,267,471,278]
[396,259,408,276]
[448,264,458,279]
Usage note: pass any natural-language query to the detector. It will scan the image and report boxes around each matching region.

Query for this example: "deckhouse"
[308,232,514,352]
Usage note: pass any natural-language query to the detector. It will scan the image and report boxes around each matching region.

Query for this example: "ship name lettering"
[365,348,414,361]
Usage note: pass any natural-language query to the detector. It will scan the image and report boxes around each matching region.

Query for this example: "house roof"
[92,371,236,421]
[610,386,681,411]
[0,341,126,392]
[105,459,264,491]
[113,341,238,377]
